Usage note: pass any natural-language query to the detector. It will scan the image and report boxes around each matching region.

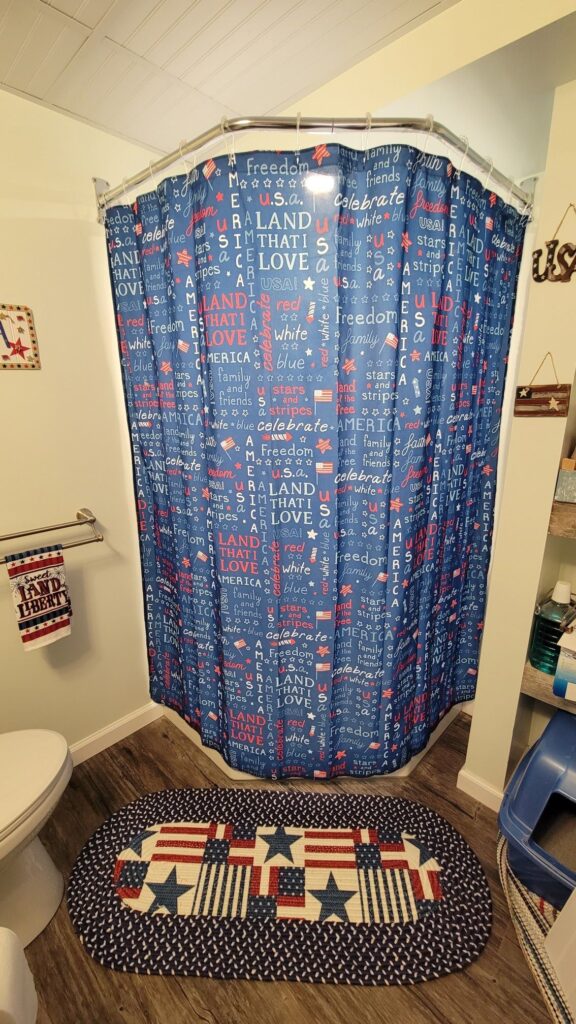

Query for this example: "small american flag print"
[114,820,443,926]
[203,159,216,180]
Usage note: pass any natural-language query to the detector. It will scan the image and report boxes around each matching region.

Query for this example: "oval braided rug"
[67,787,491,985]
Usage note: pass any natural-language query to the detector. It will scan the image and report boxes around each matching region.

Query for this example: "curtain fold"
[105,143,526,778]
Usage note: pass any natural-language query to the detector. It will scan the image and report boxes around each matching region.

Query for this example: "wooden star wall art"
[514,383,571,417]
[515,352,571,417]
[0,303,41,370]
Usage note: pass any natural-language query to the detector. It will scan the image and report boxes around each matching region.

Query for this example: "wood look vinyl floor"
[28,714,549,1024]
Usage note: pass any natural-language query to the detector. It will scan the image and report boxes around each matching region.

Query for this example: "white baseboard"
[69,701,163,766]
[457,765,503,812]
[67,699,467,782]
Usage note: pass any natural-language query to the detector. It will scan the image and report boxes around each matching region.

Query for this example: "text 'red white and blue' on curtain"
[105,142,526,778]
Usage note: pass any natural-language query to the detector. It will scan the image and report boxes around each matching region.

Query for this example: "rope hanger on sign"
[532,201,576,283]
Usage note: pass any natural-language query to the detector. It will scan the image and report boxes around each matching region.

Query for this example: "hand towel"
[5,544,72,649]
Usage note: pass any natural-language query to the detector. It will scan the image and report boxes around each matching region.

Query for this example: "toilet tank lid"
[0,730,70,835]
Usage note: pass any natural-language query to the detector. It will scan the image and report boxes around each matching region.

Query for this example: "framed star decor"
[514,351,571,417]
[0,303,41,370]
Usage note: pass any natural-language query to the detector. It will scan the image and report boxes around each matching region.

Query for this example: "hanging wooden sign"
[532,203,576,283]
[515,384,571,416]
[515,352,571,417]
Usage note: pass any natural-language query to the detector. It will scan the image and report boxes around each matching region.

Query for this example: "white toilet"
[0,731,72,947]
[0,928,38,1024]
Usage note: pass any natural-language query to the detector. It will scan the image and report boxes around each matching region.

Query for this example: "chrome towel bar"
[0,508,103,563]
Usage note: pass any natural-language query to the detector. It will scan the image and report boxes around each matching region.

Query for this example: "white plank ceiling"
[0,0,460,152]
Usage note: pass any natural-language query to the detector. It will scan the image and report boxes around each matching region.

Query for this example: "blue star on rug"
[261,826,300,863]
[128,829,156,856]
[146,867,194,914]
[403,835,440,870]
[309,872,356,922]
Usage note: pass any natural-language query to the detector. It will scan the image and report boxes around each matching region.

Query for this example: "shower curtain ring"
[423,115,434,154]
[179,141,191,196]
[458,136,470,176]
[149,161,159,192]
[222,116,236,166]
[416,115,434,167]
[520,197,533,221]
[121,178,129,203]
[363,111,372,162]
[178,140,190,176]
[483,157,494,192]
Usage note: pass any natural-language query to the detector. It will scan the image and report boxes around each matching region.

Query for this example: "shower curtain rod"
[96,114,532,215]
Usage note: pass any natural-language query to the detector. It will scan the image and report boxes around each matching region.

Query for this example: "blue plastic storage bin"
[498,710,576,910]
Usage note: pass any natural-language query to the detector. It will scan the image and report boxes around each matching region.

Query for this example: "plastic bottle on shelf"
[528,580,573,675]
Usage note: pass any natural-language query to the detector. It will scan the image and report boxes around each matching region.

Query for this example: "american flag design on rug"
[5,544,72,649]
[68,788,492,983]
[114,821,442,924]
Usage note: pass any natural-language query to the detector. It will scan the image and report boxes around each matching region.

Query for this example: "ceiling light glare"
[303,173,335,194]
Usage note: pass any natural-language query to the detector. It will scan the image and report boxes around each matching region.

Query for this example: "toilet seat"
[0,731,70,844]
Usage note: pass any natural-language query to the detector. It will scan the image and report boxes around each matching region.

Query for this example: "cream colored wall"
[459,78,576,806]
[283,0,576,118]
[0,91,156,745]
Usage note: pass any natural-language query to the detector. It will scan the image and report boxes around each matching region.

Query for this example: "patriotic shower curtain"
[105,143,525,778]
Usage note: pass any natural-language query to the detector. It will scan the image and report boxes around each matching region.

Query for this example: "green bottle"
[529,580,572,675]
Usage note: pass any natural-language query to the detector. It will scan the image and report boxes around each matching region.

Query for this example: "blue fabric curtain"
[105,143,525,778]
